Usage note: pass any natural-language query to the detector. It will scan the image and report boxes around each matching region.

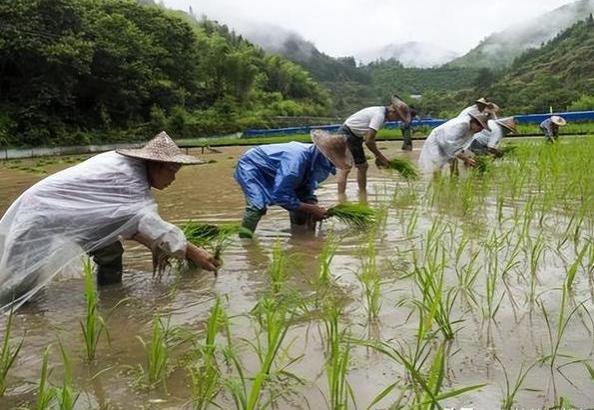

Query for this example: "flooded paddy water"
[1,138,593,409]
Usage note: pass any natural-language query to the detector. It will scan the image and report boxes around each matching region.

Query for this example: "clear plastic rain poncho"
[0,151,187,310]
[418,116,475,174]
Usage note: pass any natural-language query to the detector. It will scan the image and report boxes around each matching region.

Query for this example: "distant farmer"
[419,112,491,176]
[466,117,517,157]
[458,97,499,120]
[336,94,412,193]
[234,130,352,237]
[401,105,418,151]
[0,131,219,309]
[539,115,567,142]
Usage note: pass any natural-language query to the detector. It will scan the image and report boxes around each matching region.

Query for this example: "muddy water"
[1,141,593,409]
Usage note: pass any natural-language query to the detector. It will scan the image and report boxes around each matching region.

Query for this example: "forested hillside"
[448,0,594,68]
[0,0,330,146]
[488,15,594,114]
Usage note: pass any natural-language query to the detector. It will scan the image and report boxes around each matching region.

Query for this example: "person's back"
[343,106,387,138]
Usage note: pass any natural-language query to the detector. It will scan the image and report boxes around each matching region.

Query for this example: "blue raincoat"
[234,142,335,211]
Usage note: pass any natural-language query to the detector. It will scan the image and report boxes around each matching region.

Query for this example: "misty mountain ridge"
[355,41,459,67]
[448,0,594,68]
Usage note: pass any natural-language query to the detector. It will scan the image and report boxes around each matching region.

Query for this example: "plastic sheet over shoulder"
[0,151,184,310]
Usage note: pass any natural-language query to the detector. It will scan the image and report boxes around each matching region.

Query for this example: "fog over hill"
[449,0,594,68]
[354,41,459,67]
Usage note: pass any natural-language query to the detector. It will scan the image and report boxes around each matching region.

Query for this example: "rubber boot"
[240,207,265,238]
[90,241,124,286]
[401,127,413,151]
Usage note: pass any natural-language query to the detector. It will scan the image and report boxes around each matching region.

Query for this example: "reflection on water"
[1,141,593,408]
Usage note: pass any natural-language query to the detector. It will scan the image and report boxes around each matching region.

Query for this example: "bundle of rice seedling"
[384,157,419,180]
[473,155,492,175]
[327,203,376,228]
[182,222,251,268]
[500,145,517,156]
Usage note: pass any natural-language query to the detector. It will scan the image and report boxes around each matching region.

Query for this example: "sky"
[162,0,577,57]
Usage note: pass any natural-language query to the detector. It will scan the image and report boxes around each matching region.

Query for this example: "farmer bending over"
[336,94,411,194]
[234,131,352,237]
[466,117,517,158]
[0,131,219,309]
[540,115,567,143]
[419,112,491,177]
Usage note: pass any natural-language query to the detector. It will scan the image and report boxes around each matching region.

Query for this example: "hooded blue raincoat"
[234,142,335,211]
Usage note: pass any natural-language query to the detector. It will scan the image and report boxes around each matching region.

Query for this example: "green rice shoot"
[385,157,419,180]
[182,221,251,264]
[327,203,376,229]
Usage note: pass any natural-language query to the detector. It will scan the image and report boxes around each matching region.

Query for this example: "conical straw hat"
[469,112,492,132]
[495,117,517,133]
[389,94,412,124]
[551,115,567,126]
[311,129,353,170]
[117,131,203,164]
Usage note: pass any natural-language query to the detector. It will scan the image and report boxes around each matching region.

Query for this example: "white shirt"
[344,106,387,138]
[472,120,503,148]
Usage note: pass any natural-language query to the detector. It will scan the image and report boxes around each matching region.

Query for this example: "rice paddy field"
[0,136,593,409]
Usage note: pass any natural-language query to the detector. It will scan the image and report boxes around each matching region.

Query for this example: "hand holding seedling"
[298,202,328,220]
[186,244,220,272]
[374,155,390,168]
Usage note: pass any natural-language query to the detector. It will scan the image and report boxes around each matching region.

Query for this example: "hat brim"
[552,117,567,126]
[469,113,491,132]
[311,130,353,170]
[116,149,204,165]
[497,121,516,134]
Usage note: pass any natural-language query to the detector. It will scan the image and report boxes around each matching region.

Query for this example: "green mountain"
[0,0,331,146]
[449,0,594,68]
[488,15,594,114]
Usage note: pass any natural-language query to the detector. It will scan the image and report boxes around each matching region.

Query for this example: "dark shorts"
[338,125,366,166]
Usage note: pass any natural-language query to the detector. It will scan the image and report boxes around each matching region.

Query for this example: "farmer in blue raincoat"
[234,130,352,237]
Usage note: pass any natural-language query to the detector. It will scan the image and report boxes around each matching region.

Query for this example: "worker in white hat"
[540,115,567,142]
[0,131,219,310]
[466,117,517,157]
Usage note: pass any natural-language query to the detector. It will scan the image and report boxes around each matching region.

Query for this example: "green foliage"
[385,157,419,180]
[0,306,23,397]
[327,203,377,229]
[0,0,330,146]
[567,94,594,111]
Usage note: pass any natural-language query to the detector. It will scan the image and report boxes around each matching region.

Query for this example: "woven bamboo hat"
[117,131,203,164]
[551,115,567,126]
[495,117,517,133]
[311,129,353,170]
[389,94,412,124]
[469,112,492,132]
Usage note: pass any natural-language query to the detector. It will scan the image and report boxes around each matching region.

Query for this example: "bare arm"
[364,129,389,166]
[297,202,327,220]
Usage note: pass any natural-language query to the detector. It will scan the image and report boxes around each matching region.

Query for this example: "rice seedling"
[322,303,354,410]
[527,234,546,306]
[225,297,297,410]
[0,305,23,397]
[357,235,382,322]
[357,338,485,408]
[188,296,226,410]
[472,155,492,175]
[80,258,107,362]
[34,346,54,410]
[326,203,376,229]
[137,314,171,388]
[183,221,251,265]
[317,233,338,286]
[384,157,419,180]
[268,241,286,295]
[496,356,538,410]
[54,342,79,410]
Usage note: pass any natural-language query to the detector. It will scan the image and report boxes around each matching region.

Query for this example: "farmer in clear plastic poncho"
[234,130,353,237]
[0,131,219,310]
[418,112,491,177]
